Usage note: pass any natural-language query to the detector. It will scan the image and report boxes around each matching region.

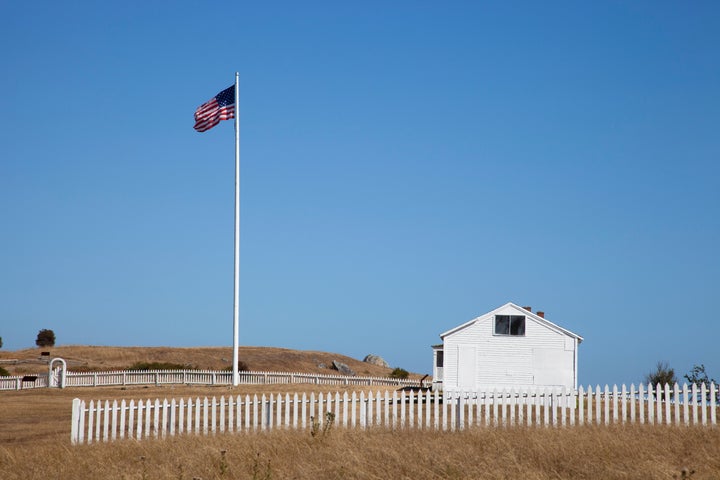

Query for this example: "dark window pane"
[495,315,510,335]
[436,351,444,367]
[510,315,525,336]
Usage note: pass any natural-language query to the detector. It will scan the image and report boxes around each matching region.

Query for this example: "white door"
[457,346,477,390]
[532,348,573,387]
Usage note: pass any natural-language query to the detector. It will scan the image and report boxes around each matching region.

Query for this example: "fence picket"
[602,385,609,426]
[291,393,298,429]
[261,394,268,431]
[711,383,717,426]
[193,397,199,433]
[375,391,381,427]
[87,400,95,444]
[251,395,258,431]
[163,398,175,437]
[78,400,86,444]
[111,400,118,441]
[245,395,250,432]
[178,398,184,435]
[587,386,594,425]
[366,391,372,428]
[98,400,105,442]
[128,400,136,438]
[202,397,209,435]
[409,390,415,429]
[119,399,126,439]
[136,400,144,440]
[153,399,160,438]
[187,398,194,434]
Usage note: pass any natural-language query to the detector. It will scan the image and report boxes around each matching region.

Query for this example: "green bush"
[389,367,409,379]
[0,366,10,376]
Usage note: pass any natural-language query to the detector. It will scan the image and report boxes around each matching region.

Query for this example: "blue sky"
[2,1,718,386]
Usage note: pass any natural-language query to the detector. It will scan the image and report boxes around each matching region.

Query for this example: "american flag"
[193,86,235,132]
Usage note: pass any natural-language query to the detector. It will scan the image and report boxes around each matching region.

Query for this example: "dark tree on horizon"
[35,329,56,348]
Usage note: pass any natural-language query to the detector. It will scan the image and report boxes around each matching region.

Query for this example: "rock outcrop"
[363,354,389,369]
[332,360,356,376]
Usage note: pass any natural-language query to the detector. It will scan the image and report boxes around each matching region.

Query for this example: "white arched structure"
[48,358,67,388]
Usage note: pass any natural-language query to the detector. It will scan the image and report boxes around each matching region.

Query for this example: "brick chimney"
[522,306,532,312]
[537,311,545,318]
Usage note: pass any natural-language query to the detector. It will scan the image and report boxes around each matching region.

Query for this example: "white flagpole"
[232,72,240,386]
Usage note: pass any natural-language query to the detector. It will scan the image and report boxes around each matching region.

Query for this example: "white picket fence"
[0,369,421,391]
[70,383,719,445]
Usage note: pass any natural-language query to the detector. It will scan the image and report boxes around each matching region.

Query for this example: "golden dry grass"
[2,421,720,479]
[2,386,720,479]
[0,384,380,446]
[2,349,719,478]
[0,345,413,378]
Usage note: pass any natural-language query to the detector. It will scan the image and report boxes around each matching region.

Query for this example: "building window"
[436,351,444,367]
[494,315,525,336]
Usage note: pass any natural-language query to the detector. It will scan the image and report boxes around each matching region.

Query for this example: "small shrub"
[251,452,272,480]
[128,362,187,371]
[644,361,676,386]
[0,366,10,376]
[218,449,228,477]
[310,411,335,439]
[645,361,677,401]
[389,367,409,379]
[323,411,335,436]
[223,360,250,372]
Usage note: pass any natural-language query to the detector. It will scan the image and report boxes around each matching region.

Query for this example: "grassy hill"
[0,345,416,378]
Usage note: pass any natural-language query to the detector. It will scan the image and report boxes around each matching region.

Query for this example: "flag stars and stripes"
[193,85,235,132]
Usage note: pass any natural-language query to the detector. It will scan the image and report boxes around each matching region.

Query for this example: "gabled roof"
[439,302,583,343]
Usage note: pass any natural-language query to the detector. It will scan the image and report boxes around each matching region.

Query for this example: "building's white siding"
[439,303,580,392]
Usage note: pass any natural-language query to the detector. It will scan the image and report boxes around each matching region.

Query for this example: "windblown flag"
[194,86,235,132]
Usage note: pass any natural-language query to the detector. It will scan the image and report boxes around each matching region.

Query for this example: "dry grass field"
[2,347,720,479]
[0,345,410,378]
[2,386,720,479]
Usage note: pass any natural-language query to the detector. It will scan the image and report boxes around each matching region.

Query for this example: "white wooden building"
[432,302,583,392]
